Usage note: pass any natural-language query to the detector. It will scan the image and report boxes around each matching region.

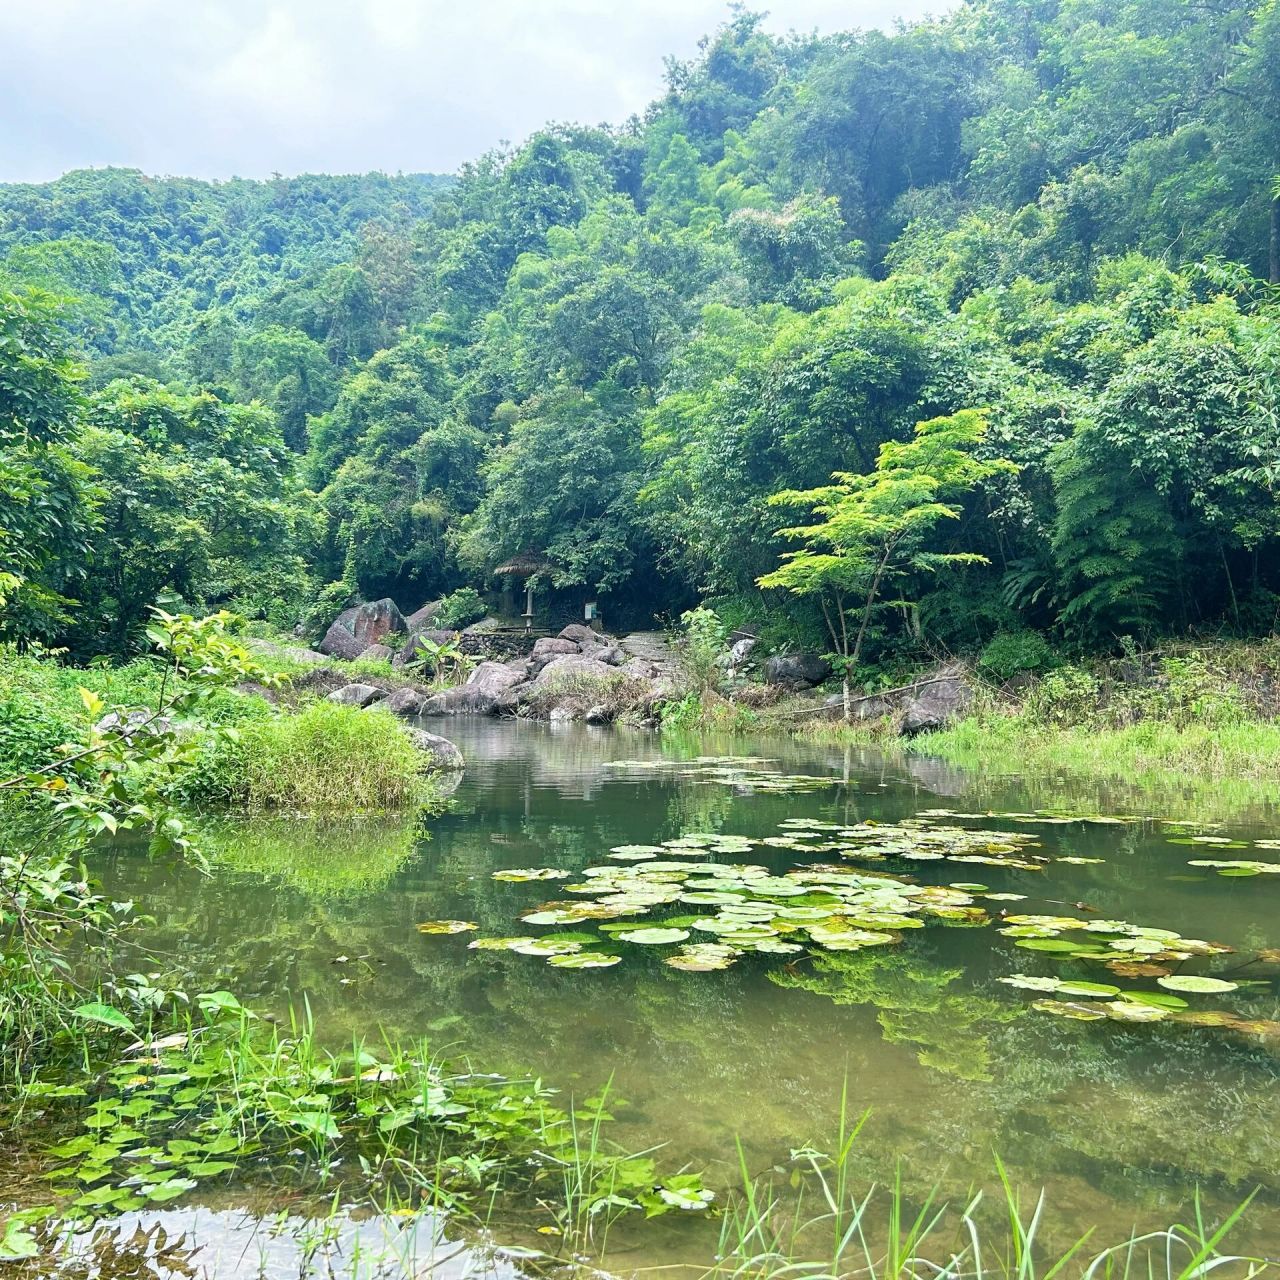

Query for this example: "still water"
[94,721,1280,1266]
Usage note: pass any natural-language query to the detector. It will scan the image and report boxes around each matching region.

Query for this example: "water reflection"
[95,721,1280,1261]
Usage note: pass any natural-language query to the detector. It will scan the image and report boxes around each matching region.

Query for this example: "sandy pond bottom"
[54,720,1280,1275]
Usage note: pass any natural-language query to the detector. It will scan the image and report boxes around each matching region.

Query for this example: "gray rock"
[558,623,603,648]
[394,628,461,670]
[326,683,386,708]
[404,599,444,630]
[318,598,407,660]
[383,687,428,717]
[530,637,580,664]
[596,644,626,666]
[584,704,612,725]
[359,643,394,664]
[528,654,619,691]
[728,636,757,667]
[898,664,974,736]
[547,705,577,723]
[404,727,465,772]
[823,693,893,721]
[619,657,658,681]
[765,653,833,690]
[420,661,528,715]
[95,710,174,740]
[246,638,327,665]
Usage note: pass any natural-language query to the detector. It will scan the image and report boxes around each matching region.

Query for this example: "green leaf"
[71,1003,135,1033]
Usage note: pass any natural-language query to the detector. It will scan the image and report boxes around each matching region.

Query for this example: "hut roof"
[493,550,555,578]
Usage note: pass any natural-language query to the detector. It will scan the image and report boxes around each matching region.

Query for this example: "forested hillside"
[3,0,1280,668]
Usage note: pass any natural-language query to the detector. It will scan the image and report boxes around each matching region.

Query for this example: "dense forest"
[3,0,1280,671]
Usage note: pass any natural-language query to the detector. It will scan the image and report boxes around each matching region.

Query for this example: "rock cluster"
[418,625,676,722]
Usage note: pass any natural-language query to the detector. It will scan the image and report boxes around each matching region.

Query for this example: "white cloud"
[0,0,954,181]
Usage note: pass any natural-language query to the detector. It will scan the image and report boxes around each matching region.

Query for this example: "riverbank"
[692,639,1280,786]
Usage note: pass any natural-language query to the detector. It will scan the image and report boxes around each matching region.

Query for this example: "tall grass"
[924,713,1280,784]
[708,1087,1266,1280]
[183,701,435,812]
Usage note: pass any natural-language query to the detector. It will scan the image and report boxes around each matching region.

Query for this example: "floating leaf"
[509,938,583,957]
[1030,999,1109,1021]
[491,868,572,882]
[1105,1002,1169,1023]
[1157,975,1239,994]
[998,975,1061,992]
[547,952,621,969]
[616,927,690,945]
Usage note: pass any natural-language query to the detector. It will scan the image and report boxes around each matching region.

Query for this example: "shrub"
[183,702,433,812]
[1142,653,1246,729]
[1023,665,1101,727]
[436,587,487,629]
[676,607,727,694]
[978,630,1057,682]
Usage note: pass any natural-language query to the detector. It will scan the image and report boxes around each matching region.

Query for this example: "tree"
[758,410,1014,717]
[0,289,97,642]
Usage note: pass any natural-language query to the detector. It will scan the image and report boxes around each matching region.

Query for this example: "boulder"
[405,599,444,630]
[528,654,619,691]
[246,638,327,666]
[619,657,658,682]
[530,637,580,664]
[318,598,407,660]
[359,643,394,664]
[558,623,603,648]
[728,636,757,668]
[584,704,612,725]
[383,687,428,718]
[394,628,462,670]
[823,693,894,722]
[765,653,832,690]
[404,727,465,772]
[95,710,174,741]
[326,683,386,708]
[420,661,528,716]
[596,644,626,666]
[898,664,974,736]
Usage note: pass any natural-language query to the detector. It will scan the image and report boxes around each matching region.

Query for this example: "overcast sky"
[0,1,949,183]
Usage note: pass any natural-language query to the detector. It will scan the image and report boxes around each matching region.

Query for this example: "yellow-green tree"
[758,409,1015,717]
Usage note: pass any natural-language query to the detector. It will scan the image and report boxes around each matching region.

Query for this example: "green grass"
[708,1087,1264,1280]
[181,701,436,813]
[927,712,1280,782]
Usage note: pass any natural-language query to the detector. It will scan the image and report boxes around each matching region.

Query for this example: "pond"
[87,720,1280,1271]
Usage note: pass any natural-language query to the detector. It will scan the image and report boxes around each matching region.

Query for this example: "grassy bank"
[0,647,437,815]
[177,700,438,812]
[925,713,1280,783]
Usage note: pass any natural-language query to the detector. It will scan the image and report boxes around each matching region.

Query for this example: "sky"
[0,0,948,184]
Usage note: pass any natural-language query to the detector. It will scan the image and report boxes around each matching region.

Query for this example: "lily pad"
[491,868,572,882]
[416,920,477,935]
[616,927,691,945]
[1156,975,1239,994]
[547,952,621,969]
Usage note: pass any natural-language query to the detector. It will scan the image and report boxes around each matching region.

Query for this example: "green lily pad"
[1157,975,1239,994]
[416,920,477,935]
[547,952,621,969]
[616,927,691,945]
[509,938,584,957]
